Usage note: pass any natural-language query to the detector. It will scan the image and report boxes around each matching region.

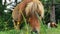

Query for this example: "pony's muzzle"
[31,29,39,34]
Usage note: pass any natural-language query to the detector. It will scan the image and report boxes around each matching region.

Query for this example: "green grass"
[0,24,60,34]
[0,11,60,34]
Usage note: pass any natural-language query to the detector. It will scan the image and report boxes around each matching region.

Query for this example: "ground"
[0,24,60,34]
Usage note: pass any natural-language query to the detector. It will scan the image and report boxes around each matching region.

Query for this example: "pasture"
[0,23,60,34]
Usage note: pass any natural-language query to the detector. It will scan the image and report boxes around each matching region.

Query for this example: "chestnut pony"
[12,0,44,34]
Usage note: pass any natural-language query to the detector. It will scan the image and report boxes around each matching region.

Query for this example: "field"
[0,24,60,34]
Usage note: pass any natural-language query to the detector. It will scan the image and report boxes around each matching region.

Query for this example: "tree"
[50,0,55,22]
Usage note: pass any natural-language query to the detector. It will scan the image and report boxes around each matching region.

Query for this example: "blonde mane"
[25,0,44,18]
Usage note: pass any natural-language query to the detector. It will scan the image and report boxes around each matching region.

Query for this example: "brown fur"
[12,0,44,33]
[12,0,32,30]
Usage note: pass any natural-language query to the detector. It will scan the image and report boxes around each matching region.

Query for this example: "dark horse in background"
[12,0,44,34]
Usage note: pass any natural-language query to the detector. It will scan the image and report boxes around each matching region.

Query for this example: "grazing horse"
[12,0,44,34]
[12,0,32,30]
[25,0,44,34]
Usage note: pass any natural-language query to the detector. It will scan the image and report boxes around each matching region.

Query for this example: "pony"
[12,0,44,34]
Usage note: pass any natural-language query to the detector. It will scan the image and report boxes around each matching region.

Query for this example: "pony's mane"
[25,2,39,17]
[25,1,44,18]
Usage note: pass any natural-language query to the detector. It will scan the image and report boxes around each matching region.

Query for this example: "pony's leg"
[12,20,17,29]
[16,21,20,30]
[13,20,20,30]
[13,21,21,30]
[14,22,17,29]
[16,14,22,30]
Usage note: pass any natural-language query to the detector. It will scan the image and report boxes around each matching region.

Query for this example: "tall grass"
[20,10,29,34]
[20,10,47,34]
[35,12,47,34]
[0,23,60,34]
[0,10,60,34]
[0,11,60,34]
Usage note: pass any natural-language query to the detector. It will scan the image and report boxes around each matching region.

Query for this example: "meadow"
[0,23,60,34]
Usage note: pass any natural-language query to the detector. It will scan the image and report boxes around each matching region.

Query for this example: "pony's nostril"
[31,29,39,34]
[34,31,38,34]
